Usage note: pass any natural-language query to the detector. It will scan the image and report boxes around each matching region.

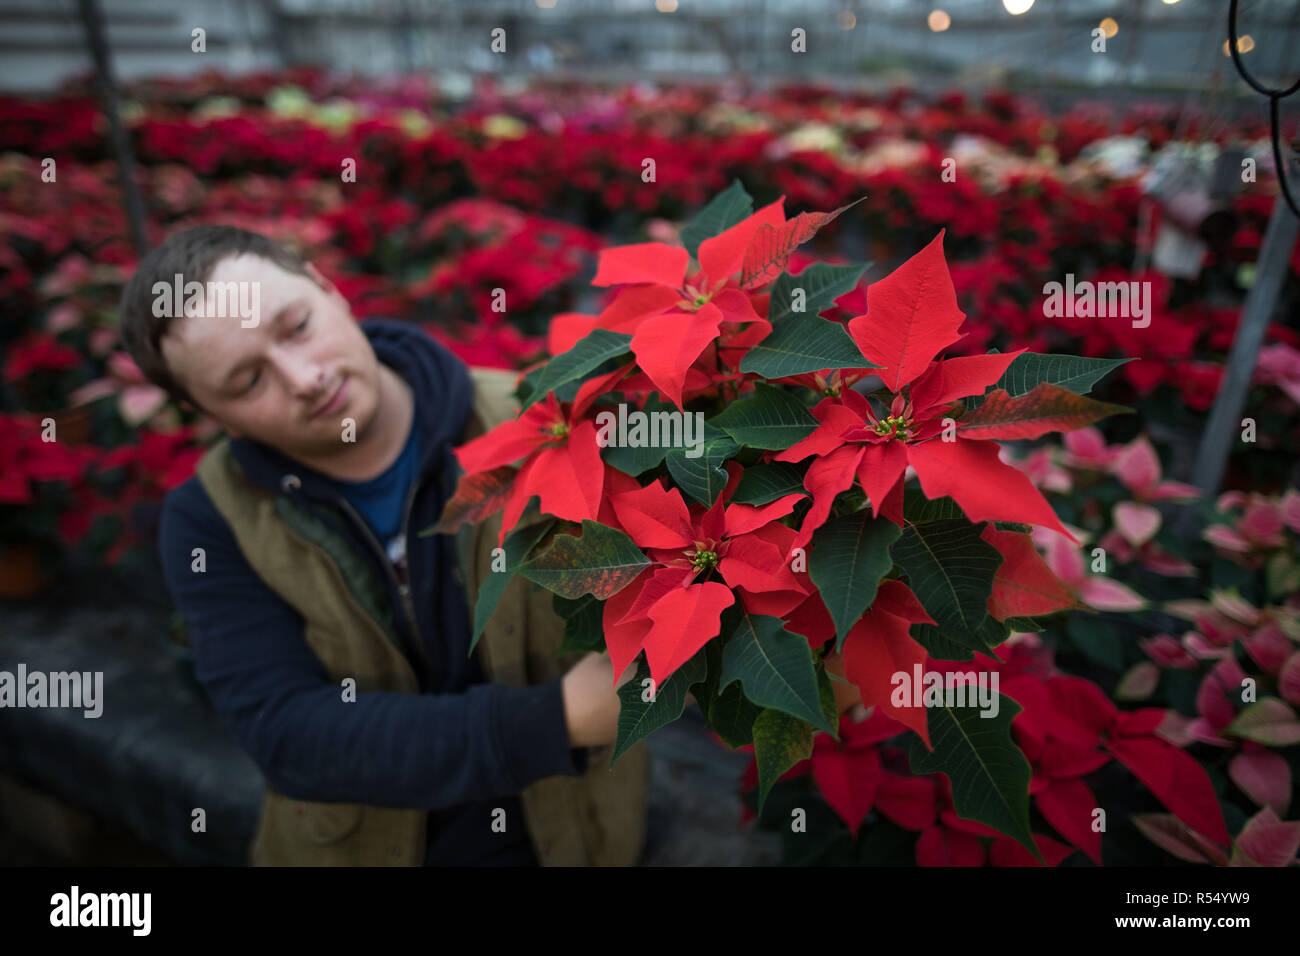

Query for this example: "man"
[118,225,646,866]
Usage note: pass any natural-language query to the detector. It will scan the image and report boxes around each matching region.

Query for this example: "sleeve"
[159,478,585,811]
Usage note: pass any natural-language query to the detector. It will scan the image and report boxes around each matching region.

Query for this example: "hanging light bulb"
[928,9,951,32]
[1222,35,1255,55]
[1003,0,1034,14]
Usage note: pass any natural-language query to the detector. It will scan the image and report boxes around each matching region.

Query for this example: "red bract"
[0,413,94,504]
[549,200,783,410]
[777,232,1101,547]
[553,195,855,410]
[737,707,905,834]
[2,332,82,381]
[450,364,634,546]
[840,580,936,747]
[429,179,1140,858]
[999,667,1233,853]
[603,462,808,685]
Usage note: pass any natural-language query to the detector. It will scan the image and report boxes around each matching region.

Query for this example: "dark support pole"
[77,0,149,256]
[1191,195,1300,495]
[397,0,415,75]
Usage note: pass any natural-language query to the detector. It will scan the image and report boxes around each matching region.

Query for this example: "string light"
[928,10,951,32]
[1002,0,1034,15]
[1222,35,1255,55]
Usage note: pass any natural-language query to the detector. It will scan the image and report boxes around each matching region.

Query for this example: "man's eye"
[293,313,311,334]
[240,369,262,394]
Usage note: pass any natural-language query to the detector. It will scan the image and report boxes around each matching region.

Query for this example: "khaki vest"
[195,366,649,866]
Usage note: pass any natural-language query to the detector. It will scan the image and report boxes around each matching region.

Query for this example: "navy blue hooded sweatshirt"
[158,319,588,866]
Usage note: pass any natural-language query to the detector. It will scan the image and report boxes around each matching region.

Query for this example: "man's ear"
[176,395,241,438]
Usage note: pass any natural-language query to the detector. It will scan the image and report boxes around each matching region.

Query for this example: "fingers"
[613,659,638,690]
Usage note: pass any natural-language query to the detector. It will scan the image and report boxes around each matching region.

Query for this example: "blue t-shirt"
[337,416,420,563]
[334,408,541,865]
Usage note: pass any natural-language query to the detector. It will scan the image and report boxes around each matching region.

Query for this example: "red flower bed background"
[1,70,1297,865]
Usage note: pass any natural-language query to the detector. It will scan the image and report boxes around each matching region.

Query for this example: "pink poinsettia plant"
[432,182,1142,858]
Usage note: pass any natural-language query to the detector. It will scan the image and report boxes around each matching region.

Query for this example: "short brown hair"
[118,225,319,407]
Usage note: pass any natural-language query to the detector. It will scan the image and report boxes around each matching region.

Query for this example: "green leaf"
[690,634,725,714]
[808,510,902,651]
[730,461,810,505]
[957,383,1132,440]
[909,623,977,662]
[520,329,632,410]
[993,521,1034,534]
[903,489,963,523]
[1003,616,1044,633]
[971,616,1009,659]
[517,519,650,599]
[816,662,839,741]
[1066,615,1125,671]
[599,396,675,476]
[965,352,1132,410]
[679,179,754,259]
[720,611,832,734]
[908,694,1041,861]
[739,311,877,380]
[708,382,819,450]
[469,518,556,654]
[892,518,1003,642]
[663,423,740,506]
[554,593,606,655]
[514,366,540,406]
[709,682,764,748]
[903,491,1032,534]
[767,262,868,326]
[911,616,1008,661]
[613,648,708,763]
[515,361,593,407]
[752,708,816,814]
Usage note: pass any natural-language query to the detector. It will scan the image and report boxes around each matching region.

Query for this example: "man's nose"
[277,348,325,397]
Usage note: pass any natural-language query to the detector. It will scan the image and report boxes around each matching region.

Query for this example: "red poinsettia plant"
[431,182,1132,858]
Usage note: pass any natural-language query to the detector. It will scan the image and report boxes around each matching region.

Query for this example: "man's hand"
[561,652,637,748]
[561,648,863,749]
[824,648,869,722]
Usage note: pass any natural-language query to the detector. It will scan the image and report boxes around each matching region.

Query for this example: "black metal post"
[76,0,149,256]
[1191,195,1300,495]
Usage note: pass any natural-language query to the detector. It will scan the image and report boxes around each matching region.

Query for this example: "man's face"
[161,254,383,457]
